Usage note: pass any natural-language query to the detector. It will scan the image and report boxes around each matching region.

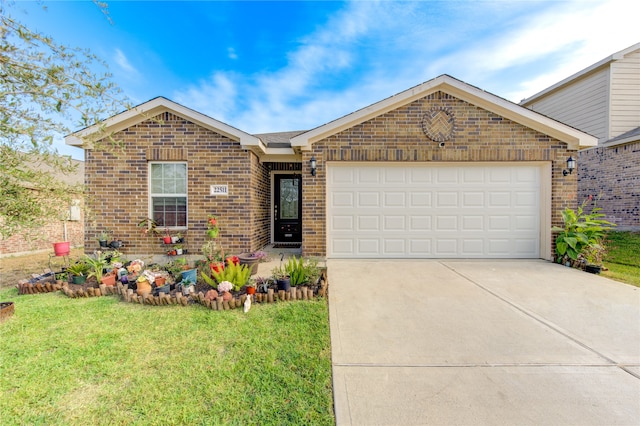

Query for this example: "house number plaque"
[210,185,229,196]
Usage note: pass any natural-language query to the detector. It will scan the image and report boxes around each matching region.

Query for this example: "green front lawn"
[0,289,334,425]
[603,231,640,287]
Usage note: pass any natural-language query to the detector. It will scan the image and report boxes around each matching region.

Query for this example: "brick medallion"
[421,107,455,142]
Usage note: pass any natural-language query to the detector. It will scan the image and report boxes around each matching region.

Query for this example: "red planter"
[246,286,256,295]
[53,241,70,256]
[163,236,172,244]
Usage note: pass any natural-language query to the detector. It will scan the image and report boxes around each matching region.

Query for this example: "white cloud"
[172,0,640,133]
[114,48,140,77]
[227,47,238,60]
[174,72,238,123]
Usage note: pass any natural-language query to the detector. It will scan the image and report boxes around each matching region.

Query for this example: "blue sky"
[11,0,640,159]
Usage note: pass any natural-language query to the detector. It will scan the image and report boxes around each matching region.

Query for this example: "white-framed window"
[150,162,187,228]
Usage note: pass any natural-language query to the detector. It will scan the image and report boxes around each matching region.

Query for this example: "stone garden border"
[13,269,329,312]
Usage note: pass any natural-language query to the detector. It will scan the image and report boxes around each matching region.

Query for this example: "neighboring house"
[0,157,84,257]
[521,43,640,230]
[66,75,596,260]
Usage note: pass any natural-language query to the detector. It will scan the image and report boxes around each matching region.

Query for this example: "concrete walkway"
[328,260,640,425]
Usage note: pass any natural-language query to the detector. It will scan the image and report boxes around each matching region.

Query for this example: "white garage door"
[327,163,542,259]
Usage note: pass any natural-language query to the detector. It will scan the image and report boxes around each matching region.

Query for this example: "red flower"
[210,262,225,273]
[226,256,240,266]
[208,217,217,226]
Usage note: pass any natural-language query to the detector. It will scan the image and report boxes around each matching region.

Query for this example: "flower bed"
[16,269,329,314]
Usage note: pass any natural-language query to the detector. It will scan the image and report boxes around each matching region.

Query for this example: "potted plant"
[282,256,320,287]
[136,275,152,296]
[552,199,616,267]
[582,239,607,274]
[162,228,172,244]
[84,253,109,284]
[97,230,111,248]
[237,250,267,275]
[66,261,90,284]
[271,266,290,291]
[180,279,195,296]
[216,280,234,301]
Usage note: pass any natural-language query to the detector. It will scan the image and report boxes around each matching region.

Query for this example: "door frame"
[270,171,303,243]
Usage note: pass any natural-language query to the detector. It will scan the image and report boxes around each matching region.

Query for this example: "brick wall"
[0,213,84,257]
[302,91,577,257]
[85,112,268,259]
[578,141,640,230]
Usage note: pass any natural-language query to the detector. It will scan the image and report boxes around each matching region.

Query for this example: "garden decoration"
[202,214,224,271]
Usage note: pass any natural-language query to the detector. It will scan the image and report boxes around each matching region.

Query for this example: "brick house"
[521,43,640,230]
[0,157,84,257]
[66,75,596,260]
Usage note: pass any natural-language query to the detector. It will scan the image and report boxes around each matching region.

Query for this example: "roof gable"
[65,97,262,149]
[520,42,640,105]
[291,75,596,151]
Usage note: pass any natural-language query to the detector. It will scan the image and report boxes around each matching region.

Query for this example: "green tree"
[0,3,127,238]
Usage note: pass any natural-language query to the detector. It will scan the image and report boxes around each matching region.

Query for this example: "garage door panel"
[436,192,458,207]
[327,164,541,259]
[410,192,432,207]
[384,192,406,207]
[435,168,458,184]
[332,192,354,207]
[357,216,379,231]
[410,216,432,230]
[384,168,407,183]
[383,239,406,255]
[383,216,405,231]
[358,192,380,207]
[332,239,354,254]
[358,239,380,254]
[358,168,381,184]
[332,215,354,231]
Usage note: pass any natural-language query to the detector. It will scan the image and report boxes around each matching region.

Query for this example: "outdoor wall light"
[310,156,317,176]
[563,156,576,176]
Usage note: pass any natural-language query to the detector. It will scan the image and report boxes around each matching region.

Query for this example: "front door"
[274,174,302,243]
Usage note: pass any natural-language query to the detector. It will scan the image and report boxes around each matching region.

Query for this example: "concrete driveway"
[328,260,640,425]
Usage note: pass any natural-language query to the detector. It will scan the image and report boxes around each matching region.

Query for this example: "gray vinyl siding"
[610,50,640,138]
[524,68,609,141]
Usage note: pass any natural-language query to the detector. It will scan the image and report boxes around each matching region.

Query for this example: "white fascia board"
[291,76,451,150]
[444,80,598,150]
[291,75,597,151]
[65,97,262,150]
[259,153,302,163]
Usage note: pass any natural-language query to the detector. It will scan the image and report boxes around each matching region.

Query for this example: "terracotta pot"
[222,291,233,301]
[136,279,152,296]
[205,289,219,301]
[246,286,256,295]
[53,241,70,256]
[100,274,116,286]
[155,276,166,286]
